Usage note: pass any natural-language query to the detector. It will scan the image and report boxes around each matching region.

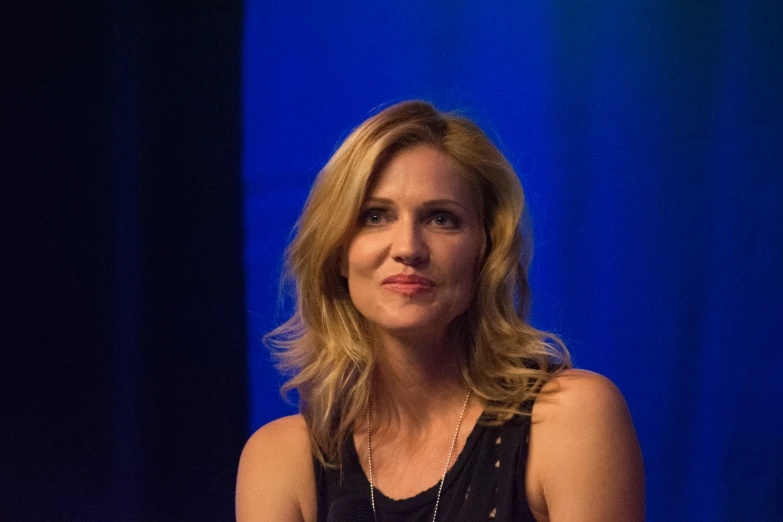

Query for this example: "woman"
[236,101,644,521]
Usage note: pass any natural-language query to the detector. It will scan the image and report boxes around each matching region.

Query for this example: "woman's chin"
[372,318,450,340]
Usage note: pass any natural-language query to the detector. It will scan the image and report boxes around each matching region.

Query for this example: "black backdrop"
[6,2,247,520]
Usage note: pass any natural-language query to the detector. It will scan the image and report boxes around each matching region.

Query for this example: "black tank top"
[314,407,538,522]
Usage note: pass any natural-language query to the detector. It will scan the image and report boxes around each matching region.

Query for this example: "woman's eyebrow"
[420,199,468,211]
[362,197,393,206]
[363,197,468,211]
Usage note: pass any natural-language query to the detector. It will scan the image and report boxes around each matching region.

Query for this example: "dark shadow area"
[4,2,247,520]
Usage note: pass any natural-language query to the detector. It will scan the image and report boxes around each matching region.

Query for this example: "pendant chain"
[365,388,472,522]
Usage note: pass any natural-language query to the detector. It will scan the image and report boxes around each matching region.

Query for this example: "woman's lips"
[381,274,435,296]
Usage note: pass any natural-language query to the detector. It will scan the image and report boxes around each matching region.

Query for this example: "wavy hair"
[266,100,570,467]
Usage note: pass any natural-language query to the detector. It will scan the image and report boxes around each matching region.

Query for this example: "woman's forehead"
[364,146,476,205]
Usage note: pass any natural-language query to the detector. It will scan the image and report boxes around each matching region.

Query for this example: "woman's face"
[342,145,485,341]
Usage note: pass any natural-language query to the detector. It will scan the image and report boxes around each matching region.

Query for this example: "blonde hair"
[266,100,570,466]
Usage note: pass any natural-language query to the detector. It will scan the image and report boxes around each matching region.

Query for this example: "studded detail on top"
[314,402,539,522]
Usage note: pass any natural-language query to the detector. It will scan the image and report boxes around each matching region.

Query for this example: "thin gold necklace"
[365,388,472,522]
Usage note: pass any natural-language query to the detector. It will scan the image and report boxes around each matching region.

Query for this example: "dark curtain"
[6,2,246,520]
[243,2,782,521]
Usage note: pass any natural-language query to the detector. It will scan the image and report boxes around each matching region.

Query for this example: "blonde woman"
[236,101,644,522]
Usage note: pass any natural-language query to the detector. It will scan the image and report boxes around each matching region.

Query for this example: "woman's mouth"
[381,274,435,296]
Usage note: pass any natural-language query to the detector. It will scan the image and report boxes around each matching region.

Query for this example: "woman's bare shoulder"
[236,414,317,522]
[535,369,628,416]
[248,414,310,445]
[526,369,644,521]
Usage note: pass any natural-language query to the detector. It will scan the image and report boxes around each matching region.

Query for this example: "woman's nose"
[391,220,429,266]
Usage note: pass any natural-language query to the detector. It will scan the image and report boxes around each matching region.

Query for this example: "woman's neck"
[370,327,469,431]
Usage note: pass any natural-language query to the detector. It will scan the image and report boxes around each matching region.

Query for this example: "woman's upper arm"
[526,369,645,522]
[236,414,316,522]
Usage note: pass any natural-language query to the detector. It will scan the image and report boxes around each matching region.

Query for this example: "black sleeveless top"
[314,408,538,522]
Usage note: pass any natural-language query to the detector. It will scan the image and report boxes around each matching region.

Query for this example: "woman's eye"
[430,212,459,228]
[361,209,386,226]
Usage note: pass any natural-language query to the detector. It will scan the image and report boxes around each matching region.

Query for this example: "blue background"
[243,2,782,520]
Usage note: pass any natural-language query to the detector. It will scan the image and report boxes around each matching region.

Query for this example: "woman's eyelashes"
[427,210,460,228]
[359,207,461,229]
[360,208,389,226]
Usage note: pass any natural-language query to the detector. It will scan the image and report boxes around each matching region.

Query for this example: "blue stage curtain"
[243,2,782,520]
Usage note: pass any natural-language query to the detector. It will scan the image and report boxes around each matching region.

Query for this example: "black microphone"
[326,495,375,522]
